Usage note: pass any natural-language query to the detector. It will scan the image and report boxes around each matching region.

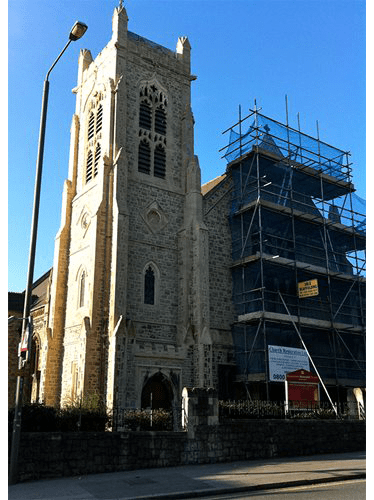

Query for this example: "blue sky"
[8,0,366,292]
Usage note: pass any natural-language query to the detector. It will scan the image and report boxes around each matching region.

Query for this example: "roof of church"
[8,292,25,314]
[8,269,52,314]
[128,31,175,57]
[201,174,227,196]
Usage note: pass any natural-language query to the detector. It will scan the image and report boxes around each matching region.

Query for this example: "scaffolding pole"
[278,292,339,418]
[225,106,365,406]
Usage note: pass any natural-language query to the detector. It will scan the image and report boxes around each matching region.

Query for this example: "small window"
[88,112,95,141]
[138,140,151,175]
[155,106,166,135]
[79,271,86,308]
[71,362,78,401]
[139,101,152,130]
[96,104,103,134]
[144,266,155,305]
[86,151,93,183]
[154,144,166,178]
[94,143,101,177]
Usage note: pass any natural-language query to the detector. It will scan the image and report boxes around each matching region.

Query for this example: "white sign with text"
[268,345,310,382]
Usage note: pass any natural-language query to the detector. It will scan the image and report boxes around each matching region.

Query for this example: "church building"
[29,4,235,411]
[13,3,365,412]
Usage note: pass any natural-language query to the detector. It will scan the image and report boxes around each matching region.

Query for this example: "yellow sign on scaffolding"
[298,279,319,298]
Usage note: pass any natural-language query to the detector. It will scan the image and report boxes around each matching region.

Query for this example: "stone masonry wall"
[111,23,200,405]
[40,5,209,410]
[203,176,236,389]
[203,176,235,334]
[11,420,365,483]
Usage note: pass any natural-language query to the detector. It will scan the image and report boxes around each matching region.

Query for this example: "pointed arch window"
[144,266,155,305]
[71,362,78,401]
[138,83,167,178]
[154,144,166,179]
[139,100,152,130]
[30,336,41,402]
[94,143,101,177]
[85,151,94,183]
[96,104,103,134]
[138,139,151,175]
[85,99,103,184]
[79,270,86,308]
[87,112,95,141]
[155,106,166,135]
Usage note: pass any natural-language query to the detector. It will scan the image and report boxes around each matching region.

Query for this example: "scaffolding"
[221,107,366,403]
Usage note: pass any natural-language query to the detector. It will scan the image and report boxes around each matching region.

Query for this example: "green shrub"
[118,409,172,431]
[289,408,337,419]
[8,396,110,433]
[59,393,109,431]
[58,407,108,431]
[8,403,58,432]
[219,400,284,419]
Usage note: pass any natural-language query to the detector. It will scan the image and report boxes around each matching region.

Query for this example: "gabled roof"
[8,269,52,314]
[201,174,227,196]
[8,292,25,314]
[29,269,52,310]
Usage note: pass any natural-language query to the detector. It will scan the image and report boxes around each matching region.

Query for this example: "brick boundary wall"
[9,420,366,482]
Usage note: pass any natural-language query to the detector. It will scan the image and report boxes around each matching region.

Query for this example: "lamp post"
[9,21,88,485]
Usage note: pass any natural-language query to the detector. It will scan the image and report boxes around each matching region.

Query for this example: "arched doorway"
[141,372,173,409]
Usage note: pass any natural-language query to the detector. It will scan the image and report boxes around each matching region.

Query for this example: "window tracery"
[138,83,167,179]
[85,97,103,184]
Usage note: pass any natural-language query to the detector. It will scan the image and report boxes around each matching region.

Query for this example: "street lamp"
[9,21,88,485]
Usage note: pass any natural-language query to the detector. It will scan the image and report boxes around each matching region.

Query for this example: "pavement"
[8,451,365,500]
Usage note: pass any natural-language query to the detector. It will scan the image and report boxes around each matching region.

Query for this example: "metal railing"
[219,399,365,421]
[108,399,365,432]
[110,405,186,432]
[358,402,366,420]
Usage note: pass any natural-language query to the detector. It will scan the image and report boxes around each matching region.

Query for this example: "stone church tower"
[42,4,213,409]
